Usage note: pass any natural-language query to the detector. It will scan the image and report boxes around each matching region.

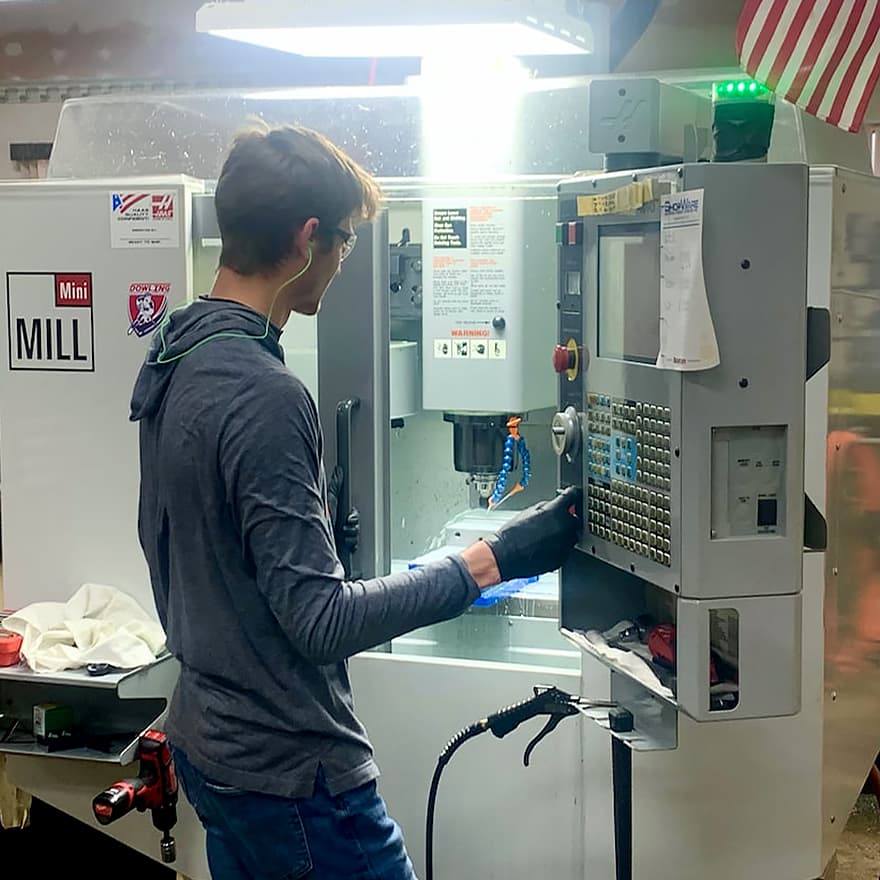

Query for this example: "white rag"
[0,583,166,674]
[579,629,674,700]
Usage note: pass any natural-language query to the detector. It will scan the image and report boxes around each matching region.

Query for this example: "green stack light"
[714,78,771,102]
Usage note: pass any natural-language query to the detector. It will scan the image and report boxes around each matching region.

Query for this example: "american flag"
[736,0,880,132]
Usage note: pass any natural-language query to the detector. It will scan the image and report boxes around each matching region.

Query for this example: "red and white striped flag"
[736,0,880,132]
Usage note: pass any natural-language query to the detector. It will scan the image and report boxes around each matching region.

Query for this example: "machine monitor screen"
[597,223,660,364]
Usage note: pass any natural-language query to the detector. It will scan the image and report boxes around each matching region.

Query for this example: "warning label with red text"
[425,201,513,360]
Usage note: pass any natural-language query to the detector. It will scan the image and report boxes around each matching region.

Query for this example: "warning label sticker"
[110,191,180,249]
[7,273,94,371]
[425,200,516,359]
[453,340,470,359]
[430,204,510,321]
[432,208,468,249]
[489,340,507,360]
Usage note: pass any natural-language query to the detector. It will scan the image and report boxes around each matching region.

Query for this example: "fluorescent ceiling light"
[196,1,593,58]
[208,24,588,57]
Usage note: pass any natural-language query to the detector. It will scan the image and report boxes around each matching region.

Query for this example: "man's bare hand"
[460,542,502,590]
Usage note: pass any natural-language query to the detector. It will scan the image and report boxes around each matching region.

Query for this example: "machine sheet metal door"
[318,214,391,580]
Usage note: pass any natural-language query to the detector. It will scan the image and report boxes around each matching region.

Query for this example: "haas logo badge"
[128,283,170,337]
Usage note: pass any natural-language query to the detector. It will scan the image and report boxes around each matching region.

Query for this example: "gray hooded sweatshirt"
[130,298,478,798]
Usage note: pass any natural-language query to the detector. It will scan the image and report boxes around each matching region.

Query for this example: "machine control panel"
[586,392,673,567]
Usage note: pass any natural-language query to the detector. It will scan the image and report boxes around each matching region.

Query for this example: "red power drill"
[92,729,178,863]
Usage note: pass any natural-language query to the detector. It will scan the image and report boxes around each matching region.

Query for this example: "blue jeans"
[173,747,417,880]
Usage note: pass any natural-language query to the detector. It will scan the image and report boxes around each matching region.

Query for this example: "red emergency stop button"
[553,340,581,381]
[553,345,575,374]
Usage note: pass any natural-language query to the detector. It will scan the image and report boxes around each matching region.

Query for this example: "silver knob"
[551,406,581,458]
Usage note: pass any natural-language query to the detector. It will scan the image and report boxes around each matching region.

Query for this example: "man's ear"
[293,217,320,259]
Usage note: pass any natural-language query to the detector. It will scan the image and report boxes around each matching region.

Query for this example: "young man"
[130,124,580,880]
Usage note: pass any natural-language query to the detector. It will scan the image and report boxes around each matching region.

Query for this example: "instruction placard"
[110,191,180,249]
[656,188,720,371]
[425,200,515,360]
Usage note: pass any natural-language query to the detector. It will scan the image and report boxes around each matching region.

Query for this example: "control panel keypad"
[586,393,673,567]
[587,483,673,566]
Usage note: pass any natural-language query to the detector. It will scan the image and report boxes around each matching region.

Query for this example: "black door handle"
[335,398,361,578]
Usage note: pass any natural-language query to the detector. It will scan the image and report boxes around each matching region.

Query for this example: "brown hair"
[214,122,381,276]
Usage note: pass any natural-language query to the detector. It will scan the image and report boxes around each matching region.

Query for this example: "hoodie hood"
[130,298,283,422]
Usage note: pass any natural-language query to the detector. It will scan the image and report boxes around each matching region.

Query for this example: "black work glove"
[327,466,360,554]
[483,486,582,582]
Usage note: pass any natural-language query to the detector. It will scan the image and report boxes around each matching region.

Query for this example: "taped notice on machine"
[110,191,179,249]
[656,188,720,372]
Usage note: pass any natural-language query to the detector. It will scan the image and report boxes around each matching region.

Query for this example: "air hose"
[425,687,616,880]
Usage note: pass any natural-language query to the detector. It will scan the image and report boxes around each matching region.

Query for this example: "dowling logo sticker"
[127,282,170,338]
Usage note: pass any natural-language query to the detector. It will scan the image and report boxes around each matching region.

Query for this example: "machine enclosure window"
[709,608,740,712]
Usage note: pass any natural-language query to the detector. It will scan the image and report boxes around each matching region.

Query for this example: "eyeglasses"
[336,228,357,262]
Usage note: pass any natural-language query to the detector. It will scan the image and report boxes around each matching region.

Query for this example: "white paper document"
[656,188,720,371]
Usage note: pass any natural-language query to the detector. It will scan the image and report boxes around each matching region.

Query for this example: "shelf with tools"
[0,654,179,764]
